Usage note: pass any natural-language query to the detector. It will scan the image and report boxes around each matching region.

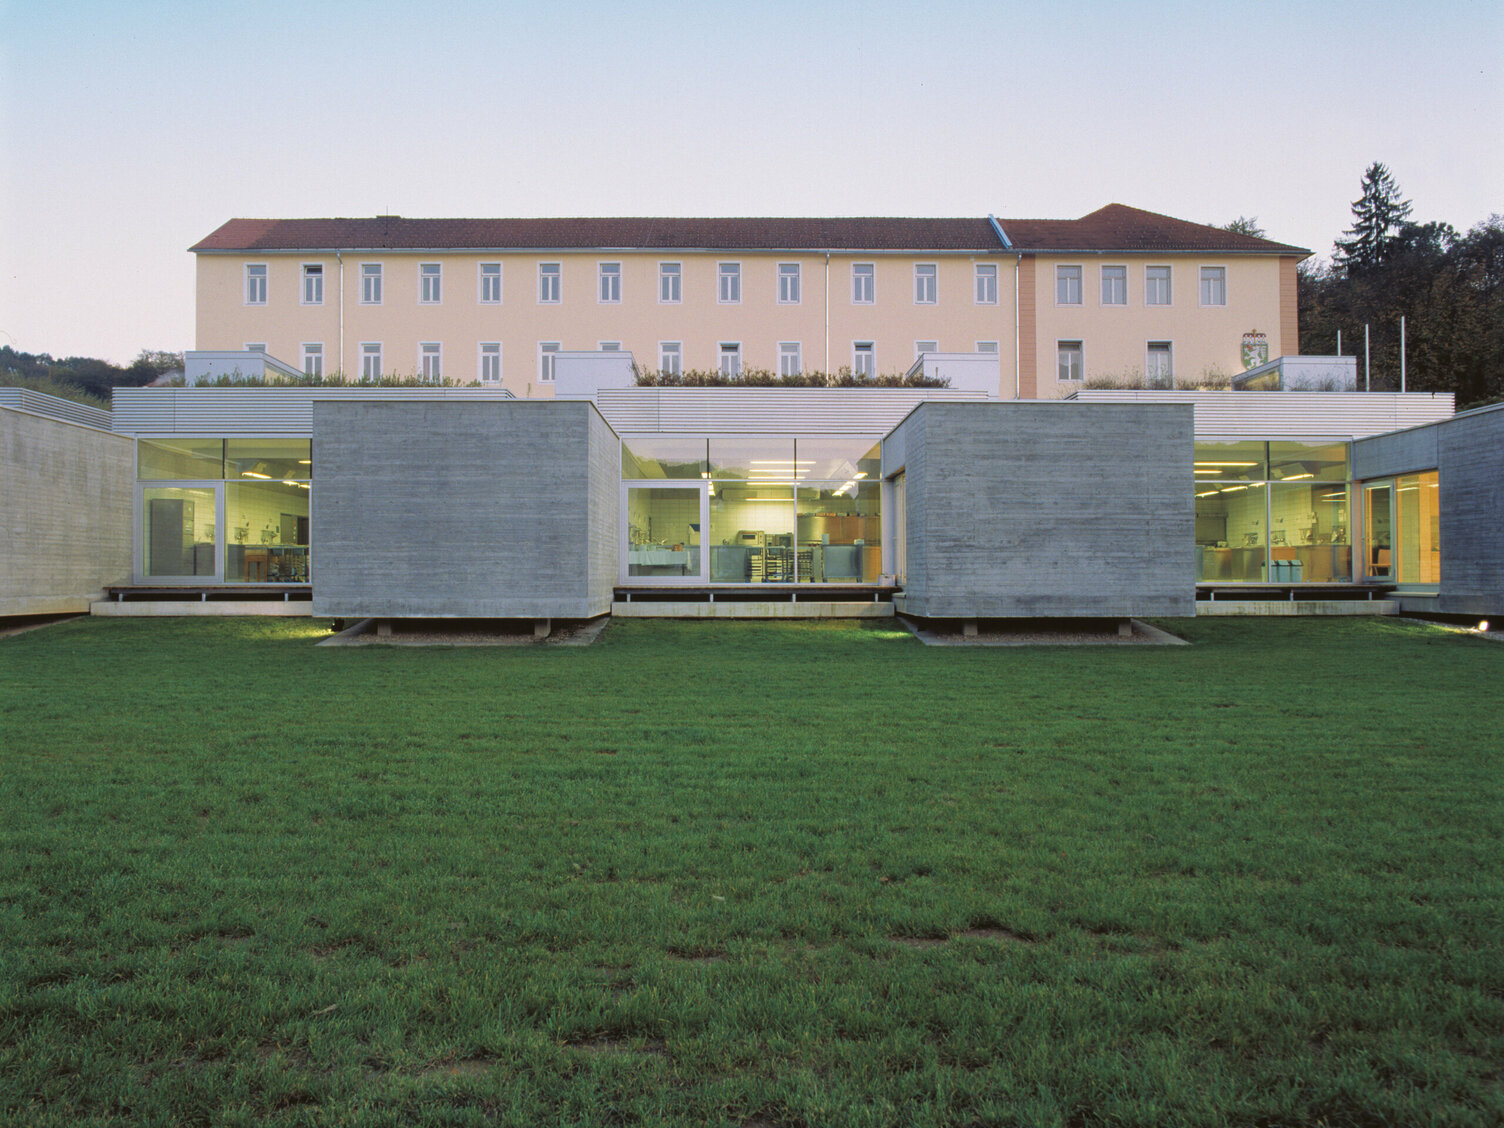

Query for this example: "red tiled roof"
[1000,204,1307,255]
[190,206,1308,256]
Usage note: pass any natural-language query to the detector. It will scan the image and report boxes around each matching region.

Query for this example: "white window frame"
[718,341,741,376]
[419,342,442,380]
[777,262,801,304]
[976,341,999,354]
[1055,265,1083,306]
[245,264,267,305]
[975,263,997,304]
[360,263,382,305]
[244,343,266,353]
[778,341,801,377]
[538,263,561,304]
[851,263,875,304]
[1200,265,1227,307]
[479,262,502,304]
[659,341,682,376]
[1147,341,1174,388]
[659,262,682,304]
[301,342,323,377]
[478,342,502,383]
[1057,340,1083,383]
[301,263,323,305]
[915,341,938,359]
[852,341,875,377]
[1100,265,1128,306]
[420,263,442,304]
[718,262,741,304]
[914,263,937,305]
[538,341,559,381]
[598,261,621,304]
[598,341,621,351]
[360,342,382,379]
[1145,265,1172,306]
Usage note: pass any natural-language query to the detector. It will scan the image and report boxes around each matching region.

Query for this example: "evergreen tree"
[1334,162,1413,275]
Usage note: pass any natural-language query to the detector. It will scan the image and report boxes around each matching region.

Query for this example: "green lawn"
[1,616,1501,1128]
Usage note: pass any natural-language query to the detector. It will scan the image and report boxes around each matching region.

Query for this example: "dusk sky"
[2,0,1500,364]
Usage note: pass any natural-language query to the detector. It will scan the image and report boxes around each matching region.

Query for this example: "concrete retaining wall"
[311,400,619,618]
[885,401,1195,618]
[1,408,133,615]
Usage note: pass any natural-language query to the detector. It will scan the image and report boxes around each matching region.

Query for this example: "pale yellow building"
[190,206,1307,399]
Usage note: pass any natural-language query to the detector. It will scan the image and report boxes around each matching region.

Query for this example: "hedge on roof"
[632,365,950,389]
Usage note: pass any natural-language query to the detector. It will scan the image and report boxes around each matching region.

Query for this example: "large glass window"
[797,481,881,582]
[626,487,701,578]
[226,480,310,583]
[143,487,218,577]
[1195,440,1351,583]
[622,437,707,479]
[710,485,795,582]
[139,438,225,480]
[1377,471,1441,584]
[226,439,312,481]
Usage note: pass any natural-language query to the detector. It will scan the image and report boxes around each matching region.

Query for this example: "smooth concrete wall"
[310,400,618,618]
[1,408,133,615]
[1356,404,1504,615]
[886,401,1194,618]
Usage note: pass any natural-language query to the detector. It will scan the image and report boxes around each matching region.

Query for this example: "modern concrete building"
[187,206,1307,402]
[4,365,1491,631]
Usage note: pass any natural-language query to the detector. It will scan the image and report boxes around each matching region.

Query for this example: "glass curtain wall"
[622,435,881,583]
[1365,471,1441,583]
[137,438,312,582]
[1194,440,1352,582]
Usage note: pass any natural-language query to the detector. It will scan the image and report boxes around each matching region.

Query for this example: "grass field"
[1,615,1501,1127]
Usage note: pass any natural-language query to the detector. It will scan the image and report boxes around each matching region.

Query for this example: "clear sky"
[2,0,1500,364]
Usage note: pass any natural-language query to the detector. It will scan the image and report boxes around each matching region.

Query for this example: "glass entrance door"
[623,484,706,582]
[1364,483,1392,579]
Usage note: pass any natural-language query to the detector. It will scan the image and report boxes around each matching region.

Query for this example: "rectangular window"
[301,263,323,305]
[914,263,937,304]
[599,261,621,303]
[851,263,874,304]
[853,341,875,377]
[659,262,681,303]
[479,342,501,383]
[779,341,801,377]
[302,342,323,376]
[420,263,442,304]
[245,343,266,353]
[479,262,502,303]
[539,342,558,381]
[915,340,938,358]
[599,341,621,351]
[539,263,560,303]
[718,262,740,303]
[659,342,681,376]
[975,263,997,304]
[1200,266,1227,306]
[718,342,741,376]
[976,341,998,354]
[360,342,382,379]
[245,264,267,304]
[778,263,800,304]
[1147,342,1173,387]
[1101,265,1127,305]
[1057,340,1083,382]
[361,263,382,304]
[420,342,442,379]
[1055,265,1082,305]
[1146,266,1172,306]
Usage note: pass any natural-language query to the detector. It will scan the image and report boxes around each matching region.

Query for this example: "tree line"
[0,347,183,407]
[1296,163,1502,408]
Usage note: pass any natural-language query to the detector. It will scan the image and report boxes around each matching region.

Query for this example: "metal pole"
[1364,324,1370,391]
[1336,329,1341,356]
[1389,318,1401,394]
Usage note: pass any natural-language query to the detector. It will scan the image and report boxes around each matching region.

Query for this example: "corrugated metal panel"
[0,388,111,430]
[1069,390,1454,439]
[111,387,516,435]
[596,388,987,434]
